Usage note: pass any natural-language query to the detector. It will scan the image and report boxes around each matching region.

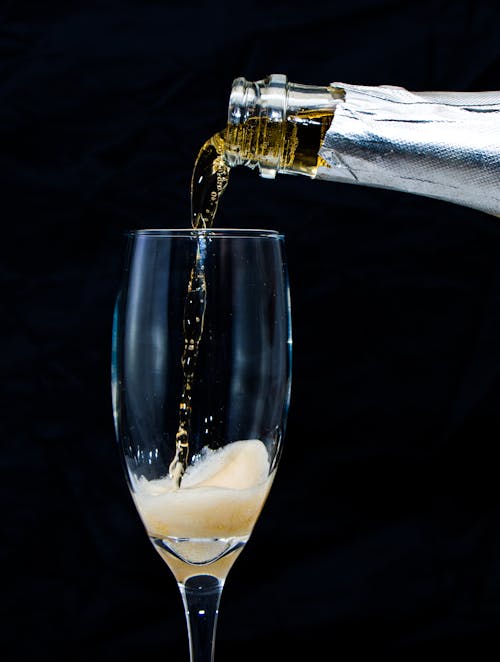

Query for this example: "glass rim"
[127,228,284,239]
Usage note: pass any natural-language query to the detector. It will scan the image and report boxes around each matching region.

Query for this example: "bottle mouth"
[226,74,342,180]
[227,74,288,178]
[228,74,288,127]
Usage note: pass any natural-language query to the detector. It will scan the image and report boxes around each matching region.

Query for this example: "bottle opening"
[226,74,288,178]
[225,74,342,179]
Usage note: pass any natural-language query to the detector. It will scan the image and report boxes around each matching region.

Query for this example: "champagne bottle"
[224,74,500,216]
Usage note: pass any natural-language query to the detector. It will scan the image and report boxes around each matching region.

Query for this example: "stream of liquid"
[168,132,230,487]
[169,109,332,486]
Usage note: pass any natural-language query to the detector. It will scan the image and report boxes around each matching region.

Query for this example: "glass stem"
[179,574,224,662]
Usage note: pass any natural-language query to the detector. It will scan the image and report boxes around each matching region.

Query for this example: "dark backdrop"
[2,1,500,660]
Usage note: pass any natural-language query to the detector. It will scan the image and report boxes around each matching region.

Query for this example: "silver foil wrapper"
[318,83,500,215]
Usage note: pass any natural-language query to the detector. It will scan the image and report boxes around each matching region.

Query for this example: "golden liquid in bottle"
[170,108,333,486]
[224,108,334,177]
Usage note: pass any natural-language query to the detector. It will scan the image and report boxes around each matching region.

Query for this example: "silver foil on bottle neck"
[318,83,500,216]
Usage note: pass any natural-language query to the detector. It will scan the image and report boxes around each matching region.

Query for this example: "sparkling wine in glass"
[112,228,292,662]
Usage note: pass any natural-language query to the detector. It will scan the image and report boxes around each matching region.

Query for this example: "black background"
[2,1,500,660]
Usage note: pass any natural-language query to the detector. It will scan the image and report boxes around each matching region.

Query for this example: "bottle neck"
[225,74,343,179]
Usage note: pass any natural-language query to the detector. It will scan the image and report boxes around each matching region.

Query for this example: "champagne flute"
[112,228,292,662]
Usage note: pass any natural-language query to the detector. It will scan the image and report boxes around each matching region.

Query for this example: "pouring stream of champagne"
[168,132,230,487]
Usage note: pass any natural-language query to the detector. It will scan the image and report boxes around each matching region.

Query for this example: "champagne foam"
[133,439,273,539]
